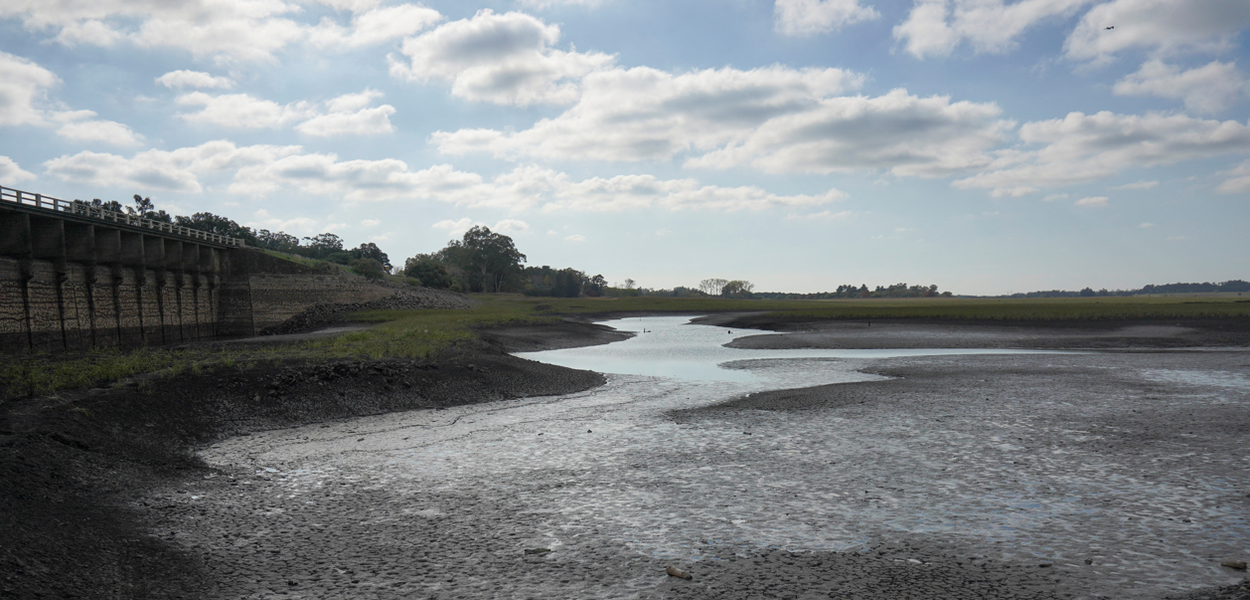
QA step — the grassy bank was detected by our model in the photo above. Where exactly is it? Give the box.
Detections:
[5,295,1248,400]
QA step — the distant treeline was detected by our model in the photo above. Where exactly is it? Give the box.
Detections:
[1001,280,1250,298]
[756,283,951,299]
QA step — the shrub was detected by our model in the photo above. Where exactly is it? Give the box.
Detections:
[350,258,386,279]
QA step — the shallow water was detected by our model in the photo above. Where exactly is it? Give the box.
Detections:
[515,316,1054,383]
[202,316,1250,598]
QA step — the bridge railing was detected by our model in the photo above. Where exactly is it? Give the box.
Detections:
[0,185,245,247]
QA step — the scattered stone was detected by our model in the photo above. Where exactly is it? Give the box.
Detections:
[666,565,693,580]
[1220,559,1247,570]
[523,548,552,555]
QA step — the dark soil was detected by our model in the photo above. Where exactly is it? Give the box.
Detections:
[0,335,603,600]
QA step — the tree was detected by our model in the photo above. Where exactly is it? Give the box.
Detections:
[254,229,300,252]
[443,226,526,293]
[699,278,728,296]
[350,258,386,279]
[404,255,452,289]
[722,280,755,297]
[175,212,256,244]
[127,194,171,222]
[350,242,391,271]
[302,233,345,260]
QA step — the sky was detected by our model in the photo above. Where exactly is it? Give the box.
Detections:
[1,0,1248,295]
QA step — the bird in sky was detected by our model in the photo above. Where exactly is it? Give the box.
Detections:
[1105,25,1114,30]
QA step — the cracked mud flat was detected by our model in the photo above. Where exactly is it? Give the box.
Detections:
[178,317,1249,599]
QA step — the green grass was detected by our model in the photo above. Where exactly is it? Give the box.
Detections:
[3,294,1247,400]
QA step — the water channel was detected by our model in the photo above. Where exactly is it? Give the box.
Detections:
[202,316,1250,598]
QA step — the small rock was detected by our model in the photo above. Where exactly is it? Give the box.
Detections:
[1039,563,1052,568]
[1220,559,1247,570]
[666,566,693,580]
[524,548,552,555]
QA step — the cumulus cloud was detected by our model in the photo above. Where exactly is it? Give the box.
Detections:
[1217,159,1250,194]
[42,140,305,193]
[787,209,853,220]
[295,89,396,136]
[1,1,444,62]
[0,156,36,183]
[774,0,880,36]
[564,234,586,242]
[175,88,395,136]
[50,109,143,146]
[1111,180,1158,190]
[894,0,1092,58]
[1113,60,1250,114]
[437,67,1005,178]
[176,92,316,128]
[493,219,530,234]
[156,70,235,89]
[389,9,614,105]
[0,51,59,127]
[954,111,1250,195]
[1065,0,1250,62]
[1074,196,1108,207]
[247,208,321,237]
[309,4,442,48]
[519,0,608,8]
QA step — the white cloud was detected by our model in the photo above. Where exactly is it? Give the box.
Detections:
[2,1,444,62]
[309,4,442,48]
[248,209,321,237]
[894,0,1092,58]
[439,67,1006,178]
[519,0,608,8]
[317,91,397,135]
[1139,222,1153,228]
[989,186,1039,198]
[0,51,59,127]
[0,156,36,183]
[1217,159,1250,193]
[42,140,304,193]
[50,109,143,146]
[1074,195,1108,207]
[176,92,316,128]
[493,219,530,234]
[389,9,614,105]
[1111,180,1158,190]
[774,0,880,37]
[1043,192,1070,201]
[432,218,476,238]
[954,111,1250,195]
[361,219,381,227]
[787,209,853,220]
[156,70,235,90]
[564,234,586,242]
[1065,0,1250,62]
[1113,60,1250,114]
[176,88,396,136]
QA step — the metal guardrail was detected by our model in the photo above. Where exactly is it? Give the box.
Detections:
[0,185,245,247]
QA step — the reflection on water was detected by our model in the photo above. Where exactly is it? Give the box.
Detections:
[203,316,1250,598]
[516,316,1052,382]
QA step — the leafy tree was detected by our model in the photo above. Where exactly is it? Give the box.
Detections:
[89,198,124,212]
[127,194,172,223]
[350,258,386,279]
[301,233,345,259]
[699,278,728,296]
[350,242,391,271]
[254,229,300,252]
[722,280,755,297]
[443,226,526,293]
[403,255,452,289]
[175,212,257,244]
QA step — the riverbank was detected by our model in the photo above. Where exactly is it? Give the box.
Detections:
[2,314,1248,599]
[0,323,612,600]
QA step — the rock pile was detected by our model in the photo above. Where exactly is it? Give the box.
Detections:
[260,283,474,335]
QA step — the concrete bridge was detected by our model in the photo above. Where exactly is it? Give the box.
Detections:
[0,185,249,352]
[1,186,411,354]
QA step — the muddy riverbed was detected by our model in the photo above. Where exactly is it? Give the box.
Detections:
[183,317,1250,599]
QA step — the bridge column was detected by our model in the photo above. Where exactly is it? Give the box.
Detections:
[28,216,67,351]
[61,222,95,350]
[117,231,146,346]
[0,211,33,351]
[142,236,166,345]
[93,228,122,347]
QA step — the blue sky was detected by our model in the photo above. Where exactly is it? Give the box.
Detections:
[1,0,1248,295]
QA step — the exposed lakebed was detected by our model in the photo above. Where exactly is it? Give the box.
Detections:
[197,316,1250,599]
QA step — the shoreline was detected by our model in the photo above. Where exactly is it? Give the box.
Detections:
[2,315,1248,599]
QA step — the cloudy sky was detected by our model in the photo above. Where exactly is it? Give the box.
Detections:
[1,0,1248,294]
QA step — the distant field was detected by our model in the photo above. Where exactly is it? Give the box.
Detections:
[479,294,1250,321]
